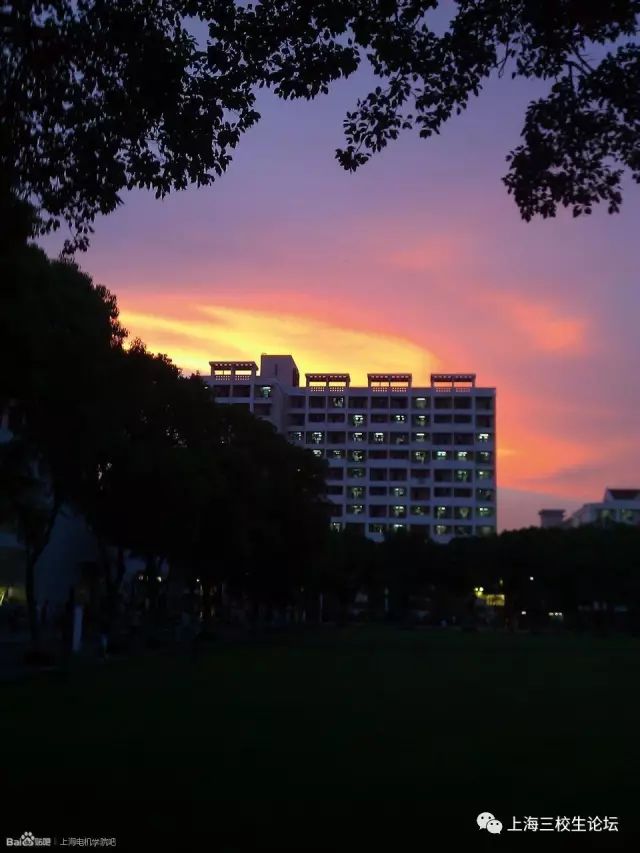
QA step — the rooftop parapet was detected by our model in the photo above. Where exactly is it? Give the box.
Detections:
[367,373,412,391]
[209,361,258,379]
[305,373,351,389]
[431,373,476,390]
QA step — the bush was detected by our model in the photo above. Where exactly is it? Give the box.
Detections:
[23,648,56,667]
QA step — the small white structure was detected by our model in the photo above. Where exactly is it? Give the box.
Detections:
[569,488,640,528]
[540,488,640,530]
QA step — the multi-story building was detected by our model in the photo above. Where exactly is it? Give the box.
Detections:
[204,354,497,542]
[540,489,640,530]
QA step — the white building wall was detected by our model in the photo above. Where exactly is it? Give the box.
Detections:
[204,355,497,543]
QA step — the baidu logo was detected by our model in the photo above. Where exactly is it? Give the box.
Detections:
[477,812,503,834]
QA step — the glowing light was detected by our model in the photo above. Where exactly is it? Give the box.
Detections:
[119,301,439,383]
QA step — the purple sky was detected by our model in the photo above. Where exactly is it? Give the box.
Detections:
[44,43,640,531]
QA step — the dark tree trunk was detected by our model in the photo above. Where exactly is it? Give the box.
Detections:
[25,499,61,647]
[25,547,39,645]
[202,581,213,629]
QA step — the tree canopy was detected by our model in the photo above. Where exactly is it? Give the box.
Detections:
[2,1,638,250]
[0,204,331,639]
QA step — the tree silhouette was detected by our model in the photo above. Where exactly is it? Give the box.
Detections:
[1,214,332,640]
[0,225,126,641]
[1,1,259,251]
[3,2,638,250]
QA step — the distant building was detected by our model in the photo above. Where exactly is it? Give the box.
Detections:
[0,407,144,611]
[569,488,640,528]
[204,354,497,543]
[538,509,566,529]
[539,488,640,530]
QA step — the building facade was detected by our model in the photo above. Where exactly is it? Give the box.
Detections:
[204,354,497,543]
[570,489,640,528]
[539,489,640,530]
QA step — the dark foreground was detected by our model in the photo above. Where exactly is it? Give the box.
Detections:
[4,628,638,850]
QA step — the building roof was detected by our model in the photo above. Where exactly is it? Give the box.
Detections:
[430,373,476,383]
[305,373,351,382]
[367,373,412,382]
[209,361,258,370]
[606,488,640,501]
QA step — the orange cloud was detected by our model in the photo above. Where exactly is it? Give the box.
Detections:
[485,293,589,354]
[119,299,440,383]
[117,290,619,512]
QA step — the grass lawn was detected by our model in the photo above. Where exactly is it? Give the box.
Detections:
[4,627,639,850]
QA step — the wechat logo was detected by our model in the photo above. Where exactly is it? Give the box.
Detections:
[477,812,503,834]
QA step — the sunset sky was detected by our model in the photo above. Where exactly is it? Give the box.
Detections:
[43,58,640,531]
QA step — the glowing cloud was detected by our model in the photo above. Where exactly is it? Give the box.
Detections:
[488,293,589,355]
[119,300,440,384]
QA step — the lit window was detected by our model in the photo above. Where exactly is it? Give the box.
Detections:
[288,431,303,442]
[393,414,406,423]
[478,506,494,517]
[352,414,365,426]
[374,432,385,443]
[456,451,469,461]
[435,506,449,519]
[411,506,426,516]
[435,450,448,460]
[392,506,406,517]
[414,432,426,442]
[352,432,365,443]
[392,487,406,497]
[312,449,323,458]
[311,431,324,444]
[477,469,493,480]
[258,385,272,398]
[414,397,427,409]
[413,451,427,463]
[434,524,448,536]
[348,467,366,478]
[478,451,492,462]
[332,396,345,408]
[331,449,345,458]
[477,432,490,443]
[478,525,495,536]
[455,470,471,482]
[350,486,365,499]
[455,507,471,519]
[348,505,365,515]
[392,523,407,531]
[351,450,365,462]
[330,522,342,531]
